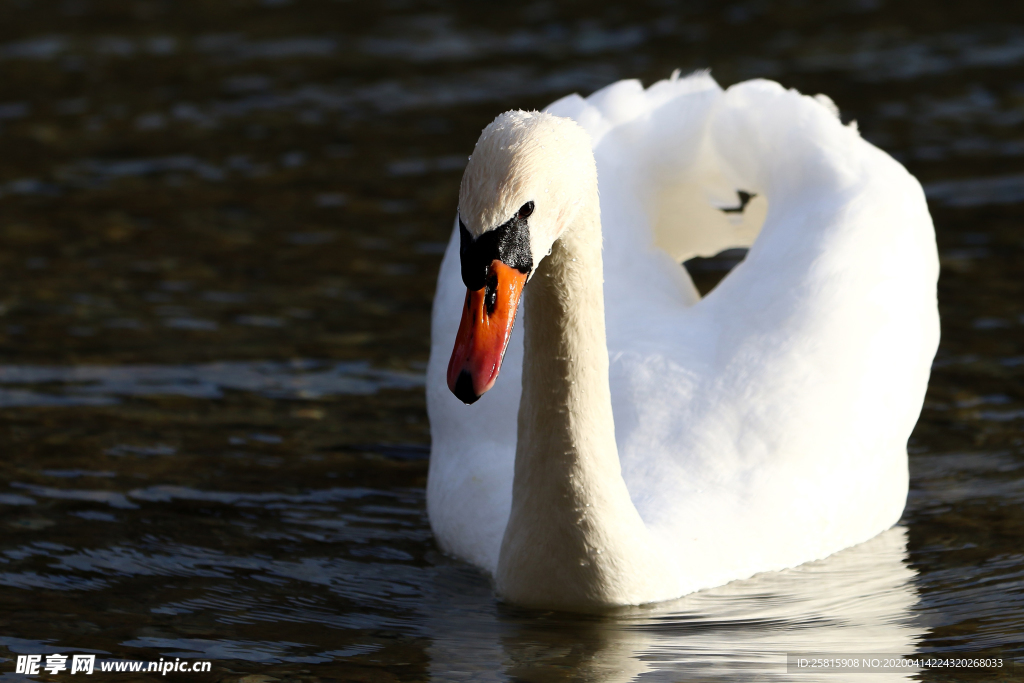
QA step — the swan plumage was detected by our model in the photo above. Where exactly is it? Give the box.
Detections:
[426,72,939,608]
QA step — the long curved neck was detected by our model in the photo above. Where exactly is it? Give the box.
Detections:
[496,201,678,609]
[518,204,618,497]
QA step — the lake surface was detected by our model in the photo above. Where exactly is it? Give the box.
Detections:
[0,0,1022,681]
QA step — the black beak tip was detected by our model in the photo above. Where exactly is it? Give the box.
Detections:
[453,371,481,405]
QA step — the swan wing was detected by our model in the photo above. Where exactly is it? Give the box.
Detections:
[557,74,939,591]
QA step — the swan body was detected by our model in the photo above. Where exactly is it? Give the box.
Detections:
[426,72,939,610]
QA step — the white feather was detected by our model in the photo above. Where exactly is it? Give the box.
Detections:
[426,73,939,607]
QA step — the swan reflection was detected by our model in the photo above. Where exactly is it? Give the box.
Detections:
[429,526,920,682]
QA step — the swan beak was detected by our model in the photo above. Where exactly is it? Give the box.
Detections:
[447,259,528,404]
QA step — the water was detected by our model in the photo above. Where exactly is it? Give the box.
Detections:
[0,1,1022,680]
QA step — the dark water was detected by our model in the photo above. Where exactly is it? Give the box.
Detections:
[0,1,1022,681]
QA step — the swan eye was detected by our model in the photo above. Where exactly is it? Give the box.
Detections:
[518,201,534,219]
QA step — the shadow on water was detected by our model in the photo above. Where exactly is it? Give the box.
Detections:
[0,0,1022,680]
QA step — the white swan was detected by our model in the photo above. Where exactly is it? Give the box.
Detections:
[426,72,939,610]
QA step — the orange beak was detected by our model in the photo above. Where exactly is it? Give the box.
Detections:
[447,260,528,404]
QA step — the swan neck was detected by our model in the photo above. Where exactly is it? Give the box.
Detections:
[518,204,617,476]
[496,202,677,608]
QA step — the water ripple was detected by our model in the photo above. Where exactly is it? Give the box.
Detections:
[0,360,423,406]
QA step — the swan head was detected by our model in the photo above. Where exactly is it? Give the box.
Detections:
[448,110,596,404]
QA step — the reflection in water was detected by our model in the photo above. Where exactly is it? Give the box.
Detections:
[429,528,919,682]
